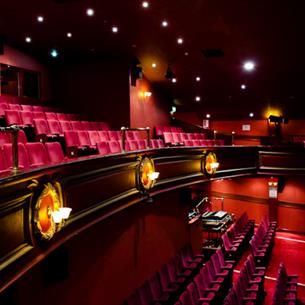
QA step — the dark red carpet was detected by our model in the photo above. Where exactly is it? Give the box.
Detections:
[233,231,305,304]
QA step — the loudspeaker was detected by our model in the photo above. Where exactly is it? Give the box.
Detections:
[278,176,285,193]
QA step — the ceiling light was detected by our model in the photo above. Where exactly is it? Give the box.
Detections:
[196,76,201,82]
[112,26,119,33]
[67,32,72,38]
[241,84,246,90]
[177,37,183,44]
[37,16,44,22]
[152,63,157,68]
[243,61,255,71]
[161,20,168,27]
[195,96,201,102]
[249,112,254,117]
[25,36,32,43]
[86,8,95,16]
[50,49,59,58]
[184,52,189,56]
[172,78,177,83]
[206,114,211,118]
[142,1,149,8]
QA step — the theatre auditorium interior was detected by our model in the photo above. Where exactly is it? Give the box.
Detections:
[1,1,305,305]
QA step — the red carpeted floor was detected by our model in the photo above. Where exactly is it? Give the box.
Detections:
[233,231,305,304]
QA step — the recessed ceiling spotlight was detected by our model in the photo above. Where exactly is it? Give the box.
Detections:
[196,76,201,82]
[172,78,177,83]
[243,61,255,71]
[195,96,201,102]
[161,20,168,27]
[67,32,72,38]
[249,112,254,117]
[86,8,95,16]
[25,36,32,43]
[184,52,189,56]
[241,84,246,90]
[206,114,211,118]
[112,26,119,33]
[37,16,44,22]
[142,1,149,8]
[177,37,183,44]
[152,63,157,68]
[50,49,59,58]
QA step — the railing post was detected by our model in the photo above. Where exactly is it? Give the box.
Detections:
[11,126,20,173]
[146,127,150,148]
[121,127,126,152]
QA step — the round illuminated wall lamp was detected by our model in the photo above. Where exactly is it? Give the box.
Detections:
[33,183,72,241]
[202,152,219,175]
[136,156,159,194]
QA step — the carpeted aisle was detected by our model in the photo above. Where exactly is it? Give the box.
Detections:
[233,231,305,304]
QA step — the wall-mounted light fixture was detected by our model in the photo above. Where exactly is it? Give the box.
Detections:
[52,207,72,224]
[136,156,159,193]
[202,152,219,176]
[144,91,152,98]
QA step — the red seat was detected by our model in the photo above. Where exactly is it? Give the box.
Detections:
[0,148,10,173]
[97,122,110,130]
[20,111,34,126]
[4,110,24,126]
[21,104,33,112]
[108,141,122,154]
[88,131,100,146]
[78,130,94,148]
[107,130,120,141]
[45,142,66,164]
[56,113,67,121]
[48,120,63,136]
[32,106,44,112]
[3,143,30,170]
[0,132,11,145]
[33,111,46,120]
[26,142,50,167]
[80,121,91,130]
[98,131,110,141]
[8,104,22,111]
[70,121,82,130]
[0,103,9,116]
[33,119,51,138]
[125,140,138,151]
[59,120,72,132]
[96,141,110,155]
[45,112,58,120]
[18,130,28,143]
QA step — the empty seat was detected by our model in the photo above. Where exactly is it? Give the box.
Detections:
[125,140,139,151]
[0,148,9,173]
[26,142,49,167]
[80,121,91,130]
[8,104,22,111]
[0,103,9,116]
[32,106,44,112]
[20,111,34,126]
[96,141,110,155]
[33,119,50,138]
[56,113,68,121]
[33,111,46,120]
[45,112,58,120]
[136,139,147,150]
[18,130,28,143]
[21,104,33,112]
[70,121,82,130]
[59,120,72,132]
[45,142,66,164]
[98,130,110,141]
[88,131,100,146]
[3,143,30,170]
[108,130,120,141]
[0,132,10,145]
[4,110,23,126]
[150,139,164,148]
[48,120,63,136]
[108,141,122,154]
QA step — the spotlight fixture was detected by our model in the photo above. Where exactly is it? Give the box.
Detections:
[37,16,44,22]
[243,61,255,71]
[241,84,246,90]
[249,112,254,118]
[172,78,177,83]
[86,8,95,16]
[112,26,119,33]
[25,36,32,43]
[66,32,72,38]
[195,76,201,82]
[195,96,201,102]
[142,1,149,8]
[161,20,168,27]
[152,62,157,68]
[50,49,59,58]
[206,114,211,118]
[177,37,183,44]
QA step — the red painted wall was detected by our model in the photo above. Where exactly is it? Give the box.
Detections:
[3,191,190,305]
[209,177,305,233]
[130,77,170,137]
[53,58,130,129]
[0,45,51,101]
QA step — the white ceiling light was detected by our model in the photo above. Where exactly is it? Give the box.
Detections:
[25,36,32,43]
[37,16,44,22]
[67,32,72,38]
[112,26,119,33]
[86,8,95,16]
[243,61,255,71]
[177,37,183,44]
[161,20,168,27]
[142,1,149,8]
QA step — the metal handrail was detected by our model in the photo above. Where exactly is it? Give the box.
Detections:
[120,127,150,152]
[0,125,20,173]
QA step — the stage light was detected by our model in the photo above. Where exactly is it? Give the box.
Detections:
[25,36,32,43]
[86,8,94,16]
[243,61,255,71]
[50,49,59,58]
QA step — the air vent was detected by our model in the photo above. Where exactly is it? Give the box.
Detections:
[202,48,224,58]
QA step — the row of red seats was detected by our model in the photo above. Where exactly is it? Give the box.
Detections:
[0,142,66,173]
[249,216,276,267]
[173,248,235,305]
[272,263,298,305]
[224,254,266,305]
[2,109,110,132]
[0,130,28,145]
[0,100,55,113]
[124,245,205,305]
[222,212,255,261]
[155,125,184,137]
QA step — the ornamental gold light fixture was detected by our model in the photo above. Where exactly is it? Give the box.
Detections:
[33,183,72,240]
[137,156,159,192]
[202,152,219,176]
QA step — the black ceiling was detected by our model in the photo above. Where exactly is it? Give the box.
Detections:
[0,0,304,119]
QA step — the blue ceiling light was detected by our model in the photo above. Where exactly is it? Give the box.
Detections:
[50,49,59,58]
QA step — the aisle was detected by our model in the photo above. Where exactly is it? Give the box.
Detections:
[233,231,305,304]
